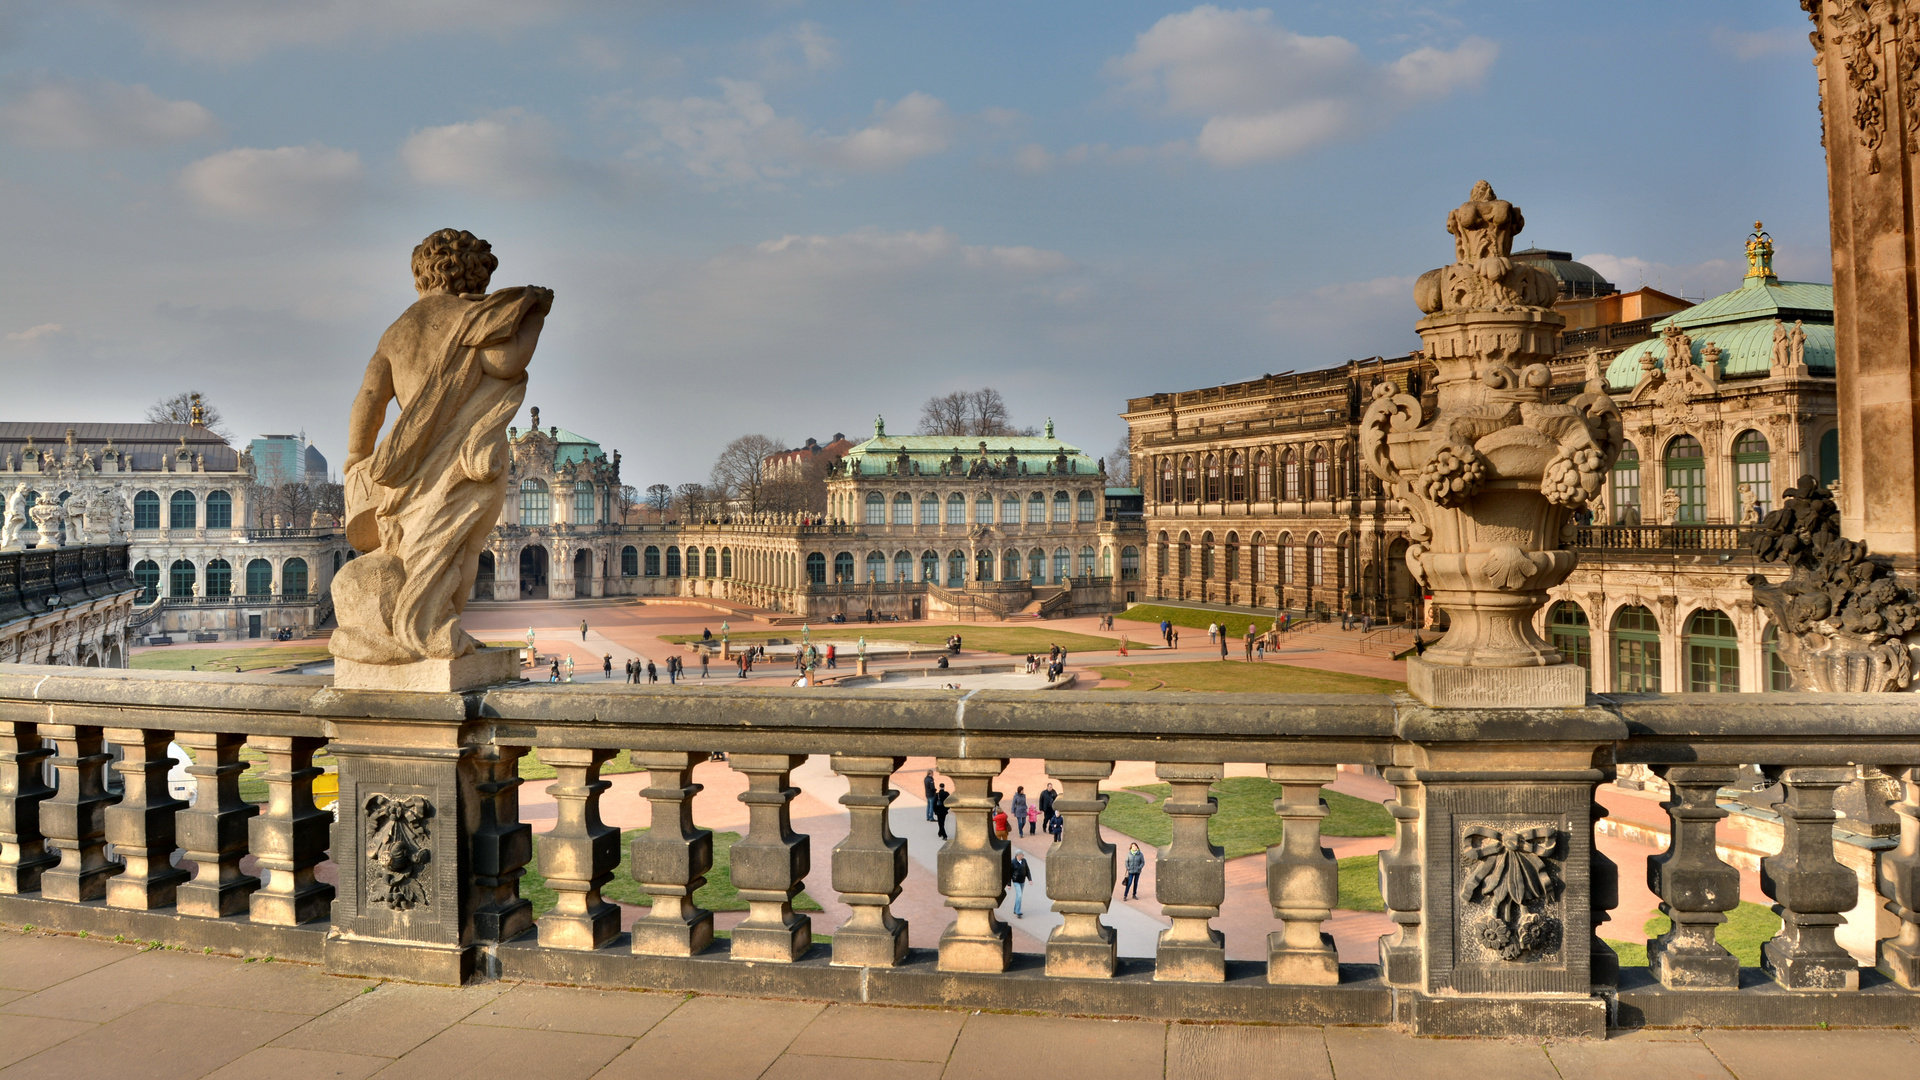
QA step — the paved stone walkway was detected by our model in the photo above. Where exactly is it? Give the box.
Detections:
[3,930,1916,1079]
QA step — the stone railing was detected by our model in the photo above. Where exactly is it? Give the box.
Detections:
[1572,524,1754,555]
[2,668,1918,1036]
[0,544,135,625]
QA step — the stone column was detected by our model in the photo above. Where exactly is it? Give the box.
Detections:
[1043,759,1116,978]
[935,755,1011,972]
[1881,764,1920,988]
[0,719,58,892]
[728,753,811,961]
[40,724,121,902]
[176,732,260,916]
[1265,764,1338,984]
[829,754,909,966]
[535,748,620,950]
[1376,764,1423,986]
[247,736,335,925]
[102,727,188,910]
[467,743,533,944]
[630,751,714,957]
[1645,765,1741,989]
[1760,766,1860,991]
[1153,762,1225,983]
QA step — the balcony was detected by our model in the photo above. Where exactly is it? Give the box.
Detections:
[1572,524,1754,556]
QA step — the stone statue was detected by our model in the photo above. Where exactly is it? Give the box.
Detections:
[1789,319,1807,370]
[1661,487,1681,525]
[28,497,65,549]
[1661,324,1693,370]
[1772,319,1791,373]
[1737,483,1756,523]
[0,483,26,550]
[331,228,553,670]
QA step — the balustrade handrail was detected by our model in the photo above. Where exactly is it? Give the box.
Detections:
[1572,523,1756,553]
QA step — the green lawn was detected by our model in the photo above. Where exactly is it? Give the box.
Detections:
[517,752,647,782]
[1099,776,1394,858]
[665,625,1121,656]
[1603,902,1783,968]
[132,640,521,674]
[1092,661,1402,695]
[1119,604,1299,640]
[519,830,824,917]
[1338,855,1385,913]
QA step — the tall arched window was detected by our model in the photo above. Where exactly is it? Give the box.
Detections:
[704,547,718,577]
[922,550,940,582]
[520,479,550,526]
[204,559,232,598]
[574,482,596,524]
[1181,457,1199,502]
[1200,531,1214,581]
[1279,534,1294,584]
[895,550,913,582]
[1282,450,1300,500]
[1077,490,1096,522]
[1686,609,1740,692]
[834,551,854,582]
[169,490,197,530]
[1159,460,1176,503]
[1052,491,1070,523]
[169,559,196,598]
[1251,531,1265,583]
[246,559,272,596]
[1204,455,1222,502]
[976,549,995,581]
[1548,601,1590,686]
[1612,441,1641,524]
[1819,427,1839,486]
[621,546,639,577]
[1078,546,1096,577]
[866,551,886,582]
[1612,604,1661,692]
[721,548,732,577]
[1028,491,1045,523]
[1156,531,1169,578]
[205,490,232,530]
[946,550,965,586]
[1308,533,1323,587]
[1337,446,1354,500]
[1732,429,1771,518]
[1003,493,1021,524]
[1224,531,1239,582]
[1310,447,1329,500]
[806,552,827,584]
[1004,549,1021,581]
[1177,532,1191,579]
[892,493,912,525]
[1336,534,1351,598]
[1028,547,1045,584]
[133,490,160,530]
[1228,453,1246,502]
[920,495,940,526]
[1051,547,1070,583]
[946,493,966,525]
[644,546,661,576]
[282,558,308,597]
[1255,451,1271,501]
[1664,435,1706,523]
[665,546,681,576]
[133,560,160,603]
[1120,546,1139,580]
[976,495,994,525]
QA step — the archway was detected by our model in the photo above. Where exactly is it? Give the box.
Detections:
[573,548,592,596]
[475,551,496,601]
[519,545,550,599]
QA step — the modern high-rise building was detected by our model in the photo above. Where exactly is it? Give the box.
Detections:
[250,434,327,485]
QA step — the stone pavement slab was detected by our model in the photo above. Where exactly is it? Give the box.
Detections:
[785,1003,967,1062]
[1542,1029,1734,1080]
[164,958,376,1015]
[0,1013,94,1069]
[202,1046,389,1080]
[460,983,683,1039]
[595,995,824,1080]
[371,1021,630,1080]
[2,946,228,1023]
[1694,1029,1920,1080]
[0,932,130,990]
[268,980,506,1058]
[1166,1023,1331,1080]
[766,1055,945,1080]
[1323,1027,1559,1080]
[942,1013,1167,1080]
[1,1000,308,1080]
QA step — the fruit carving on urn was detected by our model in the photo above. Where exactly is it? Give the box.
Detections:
[1361,181,1622,707]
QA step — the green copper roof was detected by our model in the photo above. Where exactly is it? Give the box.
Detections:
[1605,274,1834,389]
[841,432,1102,478]
[549,427,606,466]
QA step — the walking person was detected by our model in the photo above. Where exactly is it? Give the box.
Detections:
[1038,782,1057,831]
[646,660,657,683]
[1244,623,1256,661]
[1048,811,1063,841]
[1011,786,1029,837]
[1122,842,1145,900]
[668,655,679,685]
[1010,851,1032,919]
[625,658,635,683]
[603,654,613,680]
[1207,621,1218,644]
[700,651,710,679]
[1218,633,1228,661]
[933,784,950,839]
[924,770,937,821]
[580,619,589,641]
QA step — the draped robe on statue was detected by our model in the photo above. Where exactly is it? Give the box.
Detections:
[330,287,546,664]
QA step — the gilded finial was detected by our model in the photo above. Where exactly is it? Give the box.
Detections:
[1745,221,1775,281]
[189,393,205,426]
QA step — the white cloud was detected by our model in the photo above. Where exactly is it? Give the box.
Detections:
[98,0,573,62]
[0,79,218,149]
[6,323,65,342]
[815,92,952,172]
[1107,6,1496,166]
[178,144,364,221]
[749,21,840,79]
[1712,25,1804,62]
[1577,253,1740,301]
[632,82,951,185]
[401,110,564,199]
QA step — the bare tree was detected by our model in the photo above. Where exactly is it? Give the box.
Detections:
[709,434,786,512]
[673,482,712,522]
[915,388,1032,437]
[761,454,829,514]
[146,391,232,440]
[917,391,971,436]
[645,483,673,514]
[1108,435,1133,485]
[611,484,638,523]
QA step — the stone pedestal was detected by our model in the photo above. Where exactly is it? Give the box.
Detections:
[333,648,521,693]
[1407,658,1586,710]
[856,656,868,676]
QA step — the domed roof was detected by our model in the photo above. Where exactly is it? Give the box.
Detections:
[1512,248,1615,299]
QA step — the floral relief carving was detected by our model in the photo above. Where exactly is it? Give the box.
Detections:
[1462,824,1562,962]
[365,793,434,910]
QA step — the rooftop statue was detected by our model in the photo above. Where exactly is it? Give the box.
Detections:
[330,229,553,680]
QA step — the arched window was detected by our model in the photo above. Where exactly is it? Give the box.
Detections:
[921,550,939,582]
[1078,545,1096,577]
[1280,534,1295,584]
[805,552,827,584]
[574,482,596,524]
[866,551,886,583]
[1159,459,1176,503]
[1102,546,1112,577]
[1003,493,1021,524]
[1336,533,1351,598]
[1156,530,1169,578]
[1229,453,1247,502]
[1611,442,1641,524]
[169,559,196,598]
[1282,450,1300,500]
[205,559,232,598]
[1204,455,1222,502]
[1120,546,1140,581]
[1200,531,1215,580]
[1052,491,1070,523]
[946,493,966,525]
[895,550,912,582]
[1225,531,1239,582]
[1177,532,1191,578]
[1181,457,1199,502]
[1310,447,1329,500]
[621,546,638,577]
[1664,435,1705,523]
[169,490,197,530]
[1765,624,1792,691]
[282,558,308,598]
[976,495,994,525]
[1004,549,1021,580]
[665,546,681,576]
[644,546,661,576]
[333,551,342,573]
[520,479,550,526]
[1686,609,1740,692]
[704,547,718,577]
[1819,428,1839,486]
[1051,547,1070,583]
[1077,490,1096,522]
[133,560,160,603]
[133,491,160,530]
[205,490,232,530]
[1308,533,1323,587]
[1028,548,1045,584]
[246,559,272,596]
[1732,429,1771,518]
[1028,491,1045,523]
[946,550,965,587]
[1255,451,1271,501]
[833,551,854,582]
[1338,445,1354,500]
[1612,605,1661,692]
[1251,531,1265,583]
[920,495,940,526]
[1548,601,1591,686]
[976,549,995,581]
[892,493,912,525]
[721,548,733,577]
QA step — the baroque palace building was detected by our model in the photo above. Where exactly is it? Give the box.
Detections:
[1123,227,1836,693]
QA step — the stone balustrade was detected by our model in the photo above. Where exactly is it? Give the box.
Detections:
[2,666,1919,1036]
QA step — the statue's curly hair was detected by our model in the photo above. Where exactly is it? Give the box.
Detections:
[411,228,498,295]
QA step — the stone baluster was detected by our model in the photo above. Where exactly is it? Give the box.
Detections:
[1044,759,1116,977]
[729,754,811,961]
[1645,765,1741,989]
[630,751,714,957]
[936,755,1011,972]
[1153,762,1225,982]
[176,732,259,916]
[1760,766,1860,990]
[1265,764,1339,984]
[102,728,188,909]
[828,754,908,966]
[1375,765,1422,986]
[1591,766,1620,990]
[247,736,334,925]
[40,724,122,902]
[535,748,619,950]
[0,720,57,892]
[1880,765,1920,988]
[469,743,533,943]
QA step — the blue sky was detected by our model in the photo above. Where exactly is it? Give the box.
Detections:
[0,1,1826,487]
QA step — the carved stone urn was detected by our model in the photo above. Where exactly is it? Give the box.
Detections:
[27,499,66,550]
[1361,182,1622,707]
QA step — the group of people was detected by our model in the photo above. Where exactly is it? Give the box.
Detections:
[1022,644,1069,682]
[944,634,964,654]
[918,771,1146,916]
[621,653,704,683]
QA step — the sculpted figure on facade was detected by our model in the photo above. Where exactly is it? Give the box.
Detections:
[1363,181,1621,705]
[1772,319,1791,374]
[0,483,26,550]
[1789,319,1807,370]
[330,228,553,667]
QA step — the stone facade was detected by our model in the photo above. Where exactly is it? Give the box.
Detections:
[478,408,626,602]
